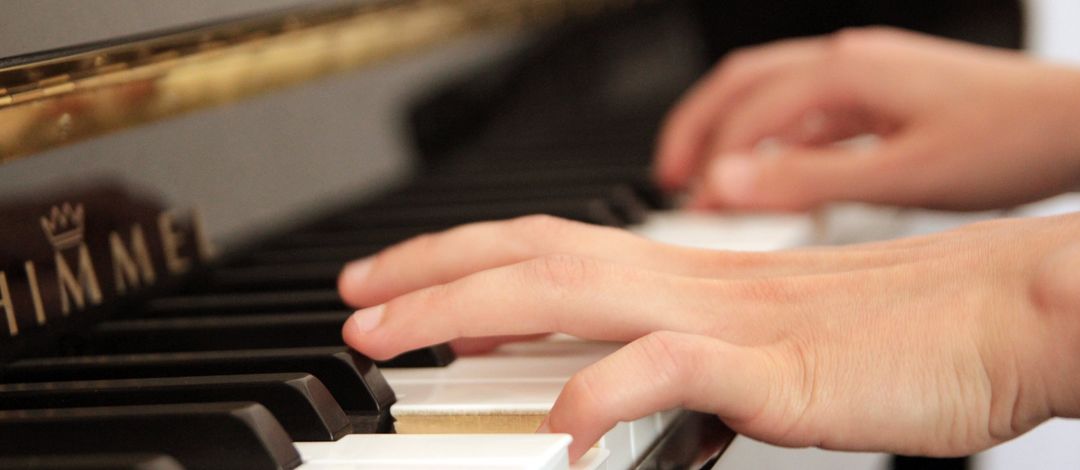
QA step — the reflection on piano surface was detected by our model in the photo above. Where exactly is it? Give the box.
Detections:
[0,1,737,468]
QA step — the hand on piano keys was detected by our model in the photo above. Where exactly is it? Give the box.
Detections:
[339,211,1080,463]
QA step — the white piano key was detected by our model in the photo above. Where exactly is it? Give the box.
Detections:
[390,380,561,417]
[383,339,663,468]
[631,210,817,251]
[296,433,611,470]
[572,448,610,470]
[629,414,657,461]
[382,341,621,385]
[593,421,633,470]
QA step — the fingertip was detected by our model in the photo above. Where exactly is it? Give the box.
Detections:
[338,257,374,307]
[341,312,364,351]
[652,156,688,191]
[655,117,708,192]
[566,431,595,464]
[342,305,395,360]
[707,156,760,207]
[535,418,589,464]
[682,188,714,212]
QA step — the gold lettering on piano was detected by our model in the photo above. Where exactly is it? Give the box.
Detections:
[0,272,16,336]
[109,225,156,294]
[55,244,104,316]
[24,261,46,326]
[159,212,191,275]
[40,203,85,250]
[191,207,216,262]
[0,203,212,332]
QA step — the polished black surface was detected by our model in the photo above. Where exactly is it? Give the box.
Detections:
[0,454,185,470]
[0,402,300,470]
[0,373,351,441]
[1,347,394,433]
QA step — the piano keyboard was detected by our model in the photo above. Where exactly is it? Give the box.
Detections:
[0,7,749,467]
[0,174,754,469]
[0,106,765,468]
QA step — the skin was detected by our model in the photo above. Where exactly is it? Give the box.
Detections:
[338,28,1080,461]
[655,27,1080,211]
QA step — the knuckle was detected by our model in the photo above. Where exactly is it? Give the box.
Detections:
[720,47,755,70]
[563,369,608,415]
[504,214,570,253]
[522,254,598,293]
[828,26,899,57]
[631,331,690,387]
[507,214,572,236]
[712,46,760,83]
[776,336,820,433]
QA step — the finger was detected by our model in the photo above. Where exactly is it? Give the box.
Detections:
[339,214,943,309]
[338,215,708,307]
[541,331,777,461]
[342,255,762,360]
[713,65,866,154]
[449,334,549,356]
[654,38,827,190]
[773,108,895,148]
[692,140,918,211]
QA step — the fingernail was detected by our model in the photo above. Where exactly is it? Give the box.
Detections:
[711,156,758,205]
[341,257,374,287]
[535,419,551,434]
[350,305,385,333]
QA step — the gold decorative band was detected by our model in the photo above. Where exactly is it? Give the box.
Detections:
[0,0,635,163]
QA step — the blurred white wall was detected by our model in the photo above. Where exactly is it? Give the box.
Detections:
[1026,0,1080,64]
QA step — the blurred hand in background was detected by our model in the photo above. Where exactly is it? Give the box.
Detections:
[655,27,1080,212]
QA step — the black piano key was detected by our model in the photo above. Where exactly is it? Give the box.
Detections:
[239,245,382,265]
[432,151,654,176]
[81,312,457,368]
[370,182,637,207]
[0,347,395,433]
[376,343,456,368]
[412,169,666,209]
[85,312,351,353]
[333,198,626,228]
[0,403,299,470]
[0,373,350,442]
[274,226,446,249]
[0,454,185,470]
[141,289,345,316]
[632,411,735,470]
[197,262,345,292]
[361,184,648,226]
[415,166,649,189]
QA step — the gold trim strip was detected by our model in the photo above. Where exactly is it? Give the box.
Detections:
[0,0,636,163]
[393,413,547,434]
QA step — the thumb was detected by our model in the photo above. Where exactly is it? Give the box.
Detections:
[698,146,898,211]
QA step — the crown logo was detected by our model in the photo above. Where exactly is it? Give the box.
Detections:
[40,203,85,250]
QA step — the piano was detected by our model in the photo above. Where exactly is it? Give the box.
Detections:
[4,1,1064,469]
[0,1,741,468]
